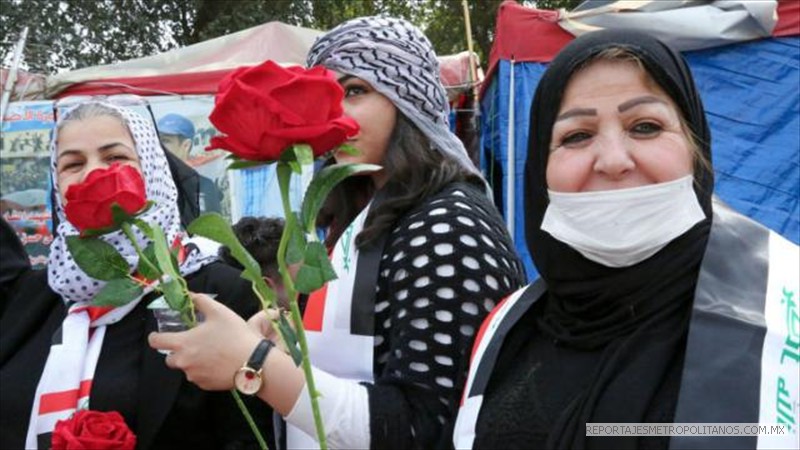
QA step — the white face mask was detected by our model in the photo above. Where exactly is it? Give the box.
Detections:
[541,175,706,268]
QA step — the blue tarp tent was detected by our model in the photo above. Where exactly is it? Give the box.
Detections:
[481,0,800,278]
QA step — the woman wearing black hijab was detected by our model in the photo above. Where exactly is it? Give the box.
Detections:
[452,30,799,449]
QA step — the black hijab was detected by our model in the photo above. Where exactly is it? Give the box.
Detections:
[163,149,202,228]
[523,30,715,448]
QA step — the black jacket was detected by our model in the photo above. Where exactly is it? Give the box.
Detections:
[0,218,273,450]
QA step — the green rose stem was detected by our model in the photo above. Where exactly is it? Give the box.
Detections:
[276,162,328,450]
[231,390,269,450]
[119,222,163,297]
[125,220,266,449]
[120,222,196,327]
[120,223,159,280]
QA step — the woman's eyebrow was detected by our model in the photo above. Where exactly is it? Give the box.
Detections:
[98,142,133,152]
[618,95,667,113]
[555,108,596,122]
[56,149,82,161]
[57,143,134,161]
[337,75,354,84]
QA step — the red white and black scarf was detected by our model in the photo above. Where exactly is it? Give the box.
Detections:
[287,199,383,449]
[24,300,141,449]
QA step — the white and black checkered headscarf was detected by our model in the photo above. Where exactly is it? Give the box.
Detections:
[306,16,480,176]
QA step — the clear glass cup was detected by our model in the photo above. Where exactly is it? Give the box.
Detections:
[148,293,213,354]
[152,307,189,333]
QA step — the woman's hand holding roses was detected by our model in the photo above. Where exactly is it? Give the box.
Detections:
[247,309,291,354]
[149,293,261,391]
[149,293,307,414]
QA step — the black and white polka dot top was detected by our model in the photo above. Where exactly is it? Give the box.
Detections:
[365,182,526,448]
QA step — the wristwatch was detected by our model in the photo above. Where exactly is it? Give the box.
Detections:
[233,339,274,395]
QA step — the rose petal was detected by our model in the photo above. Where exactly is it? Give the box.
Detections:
[269,116,359,140]
[63,164,147,231]
[75,436,118,447]
[209,60,358,162]
[256,131,294,160]
[91,203,115,230]
[270,77,344,125]
[207,135,262,160]
[216,66,251,101]
[304,66,335,79]
[210,82,283,149]
[116,166,146,197]
[236,60,297,94]
[305,128,355,156]
[112,191,147,215]
[65,200,104,231]
[209,82,295,161]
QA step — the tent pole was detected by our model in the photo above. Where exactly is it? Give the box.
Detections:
[506,57,515,242]
[461,0,480,106]
[0,27,29,131]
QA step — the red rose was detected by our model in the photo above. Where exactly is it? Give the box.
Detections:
[64,164,147,233]
[207,60,359,161]
[51,410,136,450]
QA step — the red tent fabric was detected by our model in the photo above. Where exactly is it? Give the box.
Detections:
[483,0,800,97]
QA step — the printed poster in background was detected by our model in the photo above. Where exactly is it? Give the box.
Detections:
[148,96,232,219]
[0,101,55,268]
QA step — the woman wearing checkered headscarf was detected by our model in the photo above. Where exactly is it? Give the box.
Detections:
[149,16,526,450]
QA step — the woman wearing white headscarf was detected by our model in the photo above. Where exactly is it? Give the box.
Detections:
[0,101,273,449]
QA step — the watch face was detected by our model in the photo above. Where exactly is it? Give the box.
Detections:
[234,367,262,395]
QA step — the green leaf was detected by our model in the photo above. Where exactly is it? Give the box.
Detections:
[80,224,121,238]
[337,144,361,156]
[286,215,306,265]
[188,213,276,306]
[150,223,190,317]
[288,160,302,174]
[227,159,271,170]
[292,144,314,166]
[66,236,130,281]
[294,241,338,294]
[276,314,303,366]
[132,218,154,238]
[169,247,180,273]
[92,278,143,307]
[300,163,382,234]
[279,145,311,175]
[138,243,162,281]
[160,279,187,312]
[111,203,132,226]
[150,224,186,297]
[111,201,153,227]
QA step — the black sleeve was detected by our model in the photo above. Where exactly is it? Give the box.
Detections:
[366,185,527,449]
[199,176,223,214]
[187,262,275,449]
[0,216,32,318]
